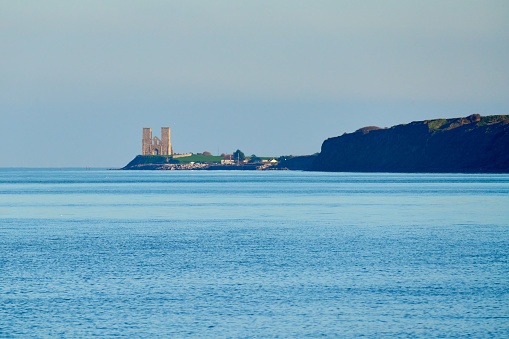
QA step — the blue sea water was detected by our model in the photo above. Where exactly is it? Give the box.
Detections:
[0,169,508,337]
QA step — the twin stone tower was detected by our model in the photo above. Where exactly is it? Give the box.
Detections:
[142,127,173,156]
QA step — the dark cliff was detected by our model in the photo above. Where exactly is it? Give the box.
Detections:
[276,155,318,170]
[310,114,509,173]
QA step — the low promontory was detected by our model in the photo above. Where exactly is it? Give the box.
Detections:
[309,114,509,173]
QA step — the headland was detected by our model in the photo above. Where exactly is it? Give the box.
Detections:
[309,114,509,173]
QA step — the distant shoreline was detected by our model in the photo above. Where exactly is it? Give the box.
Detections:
[121,114,509,173]
[120,153,288,171]
[120,162,287,171]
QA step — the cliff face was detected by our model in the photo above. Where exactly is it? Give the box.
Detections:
[310,114,509,173]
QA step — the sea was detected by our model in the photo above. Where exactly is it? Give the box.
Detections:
[1,168,508,338]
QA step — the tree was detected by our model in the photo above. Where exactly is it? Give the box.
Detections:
[232,149,245,162]
[249,154,262,163]
[278,155,293,162]
[202,151,212,156]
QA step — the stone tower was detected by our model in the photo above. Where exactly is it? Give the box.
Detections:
[142,127,173,156]
[160,127,173,156]
[142,128,153,155]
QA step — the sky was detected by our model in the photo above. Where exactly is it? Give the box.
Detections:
[1,1,508,167]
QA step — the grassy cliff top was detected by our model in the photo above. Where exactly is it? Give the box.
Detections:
[423,114,509,131]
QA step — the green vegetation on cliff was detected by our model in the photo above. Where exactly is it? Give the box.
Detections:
[122,155,178,169]
[122,154,222,169]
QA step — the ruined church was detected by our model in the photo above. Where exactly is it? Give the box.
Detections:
[142,127,173,156]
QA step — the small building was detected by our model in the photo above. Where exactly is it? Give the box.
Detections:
[221,154,235,165]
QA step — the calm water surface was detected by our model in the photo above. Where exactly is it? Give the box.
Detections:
[1,169,508,337]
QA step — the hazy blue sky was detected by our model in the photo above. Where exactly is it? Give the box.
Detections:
[1,1,508,167]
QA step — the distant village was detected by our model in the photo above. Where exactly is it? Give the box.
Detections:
[126,127,285,170]
[163,153,280,171]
